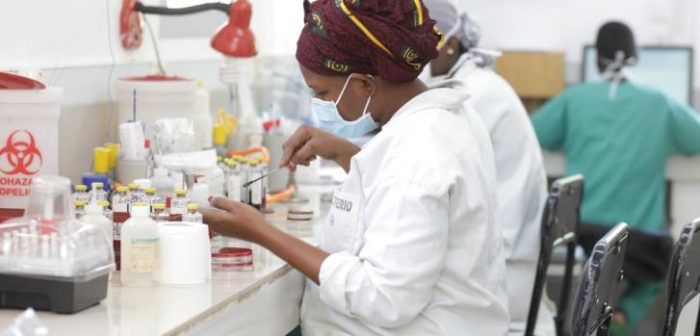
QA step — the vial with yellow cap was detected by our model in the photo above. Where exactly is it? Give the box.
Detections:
[127,183,144,204]
[74,200,88,220]
[150,203,170,223]
[112,186,130,213]
[143,187,160,210]
[183,203,203,223]
[72,185,89,203]
[248,159,262,210]
[98,200,113,222]
[171,188,190,217]
[89,182,108,203]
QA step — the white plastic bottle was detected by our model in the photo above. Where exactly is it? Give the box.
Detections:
[121,204,160,287]
[193,81,213,150]
[150,168,174,201]
[83,204,113,245]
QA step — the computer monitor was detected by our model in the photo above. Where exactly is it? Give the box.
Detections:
[581,45,694,106]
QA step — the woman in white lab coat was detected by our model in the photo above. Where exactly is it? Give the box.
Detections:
[421,1,555,335]
[202,0,509,335]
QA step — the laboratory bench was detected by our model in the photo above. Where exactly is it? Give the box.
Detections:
[542,151,700,237]
[0,260,303,335]
[0,192,335,336]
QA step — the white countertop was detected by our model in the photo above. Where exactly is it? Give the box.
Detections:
[541,150,700,181]
[0,198,333,336]
[0,254,298,336]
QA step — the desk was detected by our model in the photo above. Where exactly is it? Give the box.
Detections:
[541,151,700,238]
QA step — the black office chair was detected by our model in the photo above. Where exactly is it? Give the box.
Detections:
[662,218,700,336]
[570,223,629,336]
[525,175,585,336]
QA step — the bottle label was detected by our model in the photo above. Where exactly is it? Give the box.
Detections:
[127,238,159,273]
[251,181,262,205]
[113,223,121,241]
[114,203,129,213]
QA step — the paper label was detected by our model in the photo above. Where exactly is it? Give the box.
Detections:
[127,238,159,273]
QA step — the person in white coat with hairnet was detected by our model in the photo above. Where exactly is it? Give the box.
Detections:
[202,0,510,334]
[422,1,555,335]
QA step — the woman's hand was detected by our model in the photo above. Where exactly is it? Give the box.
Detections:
[200,197,269,243]
[280,125,360,173]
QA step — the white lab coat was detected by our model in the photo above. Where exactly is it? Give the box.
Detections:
[300,82,510,335]
[438,54,555,336]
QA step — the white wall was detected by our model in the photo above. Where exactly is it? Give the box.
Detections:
[0,0,303,182]
[461,0,700,91]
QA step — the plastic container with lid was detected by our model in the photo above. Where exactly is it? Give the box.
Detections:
[0,174,114,313]
[0,73,62,221]
[212,247,253,273]
[286,208,314,238]
[116,75,196,140]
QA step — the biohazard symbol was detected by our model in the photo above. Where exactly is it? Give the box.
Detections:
[0,130,43,176]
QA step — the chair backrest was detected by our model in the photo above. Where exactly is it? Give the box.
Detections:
[662,218,700,336]
[571,223,629,336]
[525,174,585,336]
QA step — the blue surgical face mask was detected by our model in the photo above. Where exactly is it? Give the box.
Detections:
[311,74,379,138]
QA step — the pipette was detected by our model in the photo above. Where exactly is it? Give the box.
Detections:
[242,167,284,189]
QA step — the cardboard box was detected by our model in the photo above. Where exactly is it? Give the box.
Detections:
[495,51,566,99]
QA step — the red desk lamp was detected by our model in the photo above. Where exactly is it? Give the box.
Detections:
[120,0,257,58]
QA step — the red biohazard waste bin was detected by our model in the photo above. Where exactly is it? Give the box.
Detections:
[0,72,62,222]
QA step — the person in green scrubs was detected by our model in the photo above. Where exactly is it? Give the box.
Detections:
[531,21,700,334]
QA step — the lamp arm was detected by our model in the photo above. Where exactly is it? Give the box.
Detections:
[135,1,229,16]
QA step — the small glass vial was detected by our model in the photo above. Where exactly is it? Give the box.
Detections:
[239,158,250,204]
[89,182,108,203]
[227,160,242,202]
[183,203,203,223]
[127,183,144,205]
[249,159,262,210]
[99,200,113,223]
[74,201,87,220]
[73,184,89,203]
[170,188,189,220]
[258,158,268,209]
[112,186,130,214]
[143,187,160,210]
[150,203,170,223]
